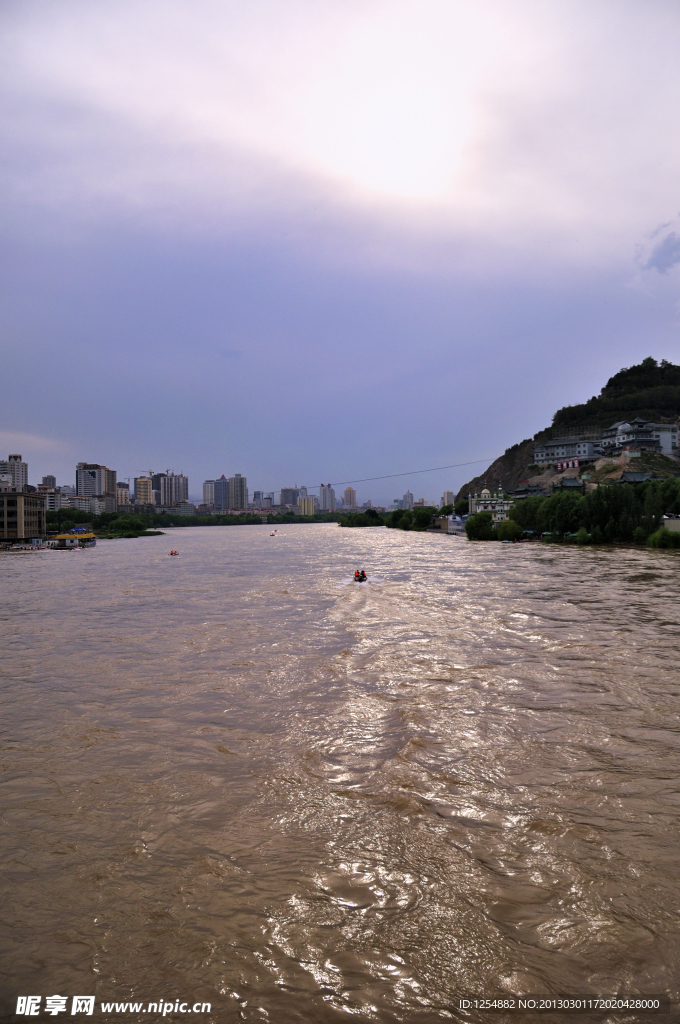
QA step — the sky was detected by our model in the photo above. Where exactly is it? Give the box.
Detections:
[2,0,680,504]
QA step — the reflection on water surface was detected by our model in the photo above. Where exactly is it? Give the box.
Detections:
[1,525,679,1022]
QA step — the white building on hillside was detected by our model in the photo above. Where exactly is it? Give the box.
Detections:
[533,439,599,466]
[599,419,678,456]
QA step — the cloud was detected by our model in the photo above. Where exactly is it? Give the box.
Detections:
[2,1,680,502]
[0,431,69,457]
[2,0,680,271]
[645,232,680,274]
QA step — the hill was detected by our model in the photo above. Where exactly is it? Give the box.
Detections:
[457,357,680,499]
[552,356,680,429]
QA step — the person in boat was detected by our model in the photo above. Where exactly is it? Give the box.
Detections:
[354,569,361,580]
[359,570,367,581]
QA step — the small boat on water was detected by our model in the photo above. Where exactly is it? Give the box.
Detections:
[169,550,179,556]
[353,570,368,582]
[52,530,96,549]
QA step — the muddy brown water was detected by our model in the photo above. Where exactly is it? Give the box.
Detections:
[1,525,679,1023]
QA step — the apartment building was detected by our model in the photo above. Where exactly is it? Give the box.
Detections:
[76,463,117,498]
[134,477,153,504]
[319,483,336,511]
[0,491,46,541]
[0,455,28,490]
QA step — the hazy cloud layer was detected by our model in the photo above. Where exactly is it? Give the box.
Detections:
[2,0,680,501]
[646,232,680,274]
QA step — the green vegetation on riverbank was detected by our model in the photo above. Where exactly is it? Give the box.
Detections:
[337,509,385,527]
[465,476,680,546]
[384,507,438,531]
[46,509,341,537]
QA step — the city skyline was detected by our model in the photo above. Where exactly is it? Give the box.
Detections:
[6,450,453,511]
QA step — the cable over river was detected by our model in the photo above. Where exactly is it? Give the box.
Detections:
[1,525,679,1022]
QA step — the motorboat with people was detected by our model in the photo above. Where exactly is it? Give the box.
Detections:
[169,550,179,556]
[353,569,368,582]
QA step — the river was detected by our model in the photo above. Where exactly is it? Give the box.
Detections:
[1,524,679,1023]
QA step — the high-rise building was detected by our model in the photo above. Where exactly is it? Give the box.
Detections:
[299,486,308,499]
[229,474,248,509]
[214,475,229,511]
[319,483,336,511]
[76,463,116,497]
[343,486,357,508]
[280,487,299,506]
[253,491,274,508]
[151,472,188,506]
[169,473,188,503]
[441,490,455,507]
[134,476,153,504]
[42,475,57,489]
[402,490,414,509]
[299,497,315,516]
[41,490,64,511]
[203,480,215,505]
[151,472,167,505]
[0,455,28,490]
[117,482,130,505]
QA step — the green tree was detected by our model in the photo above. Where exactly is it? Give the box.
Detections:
[576,526,589,545]
[465,512,495,540]
[412,507,437,530]
[511,496,544,532]
[496,520,522,541]
[647,527,680,549]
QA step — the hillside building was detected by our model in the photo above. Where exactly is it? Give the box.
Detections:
[533,439,599,466]
[599,419,678,456]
